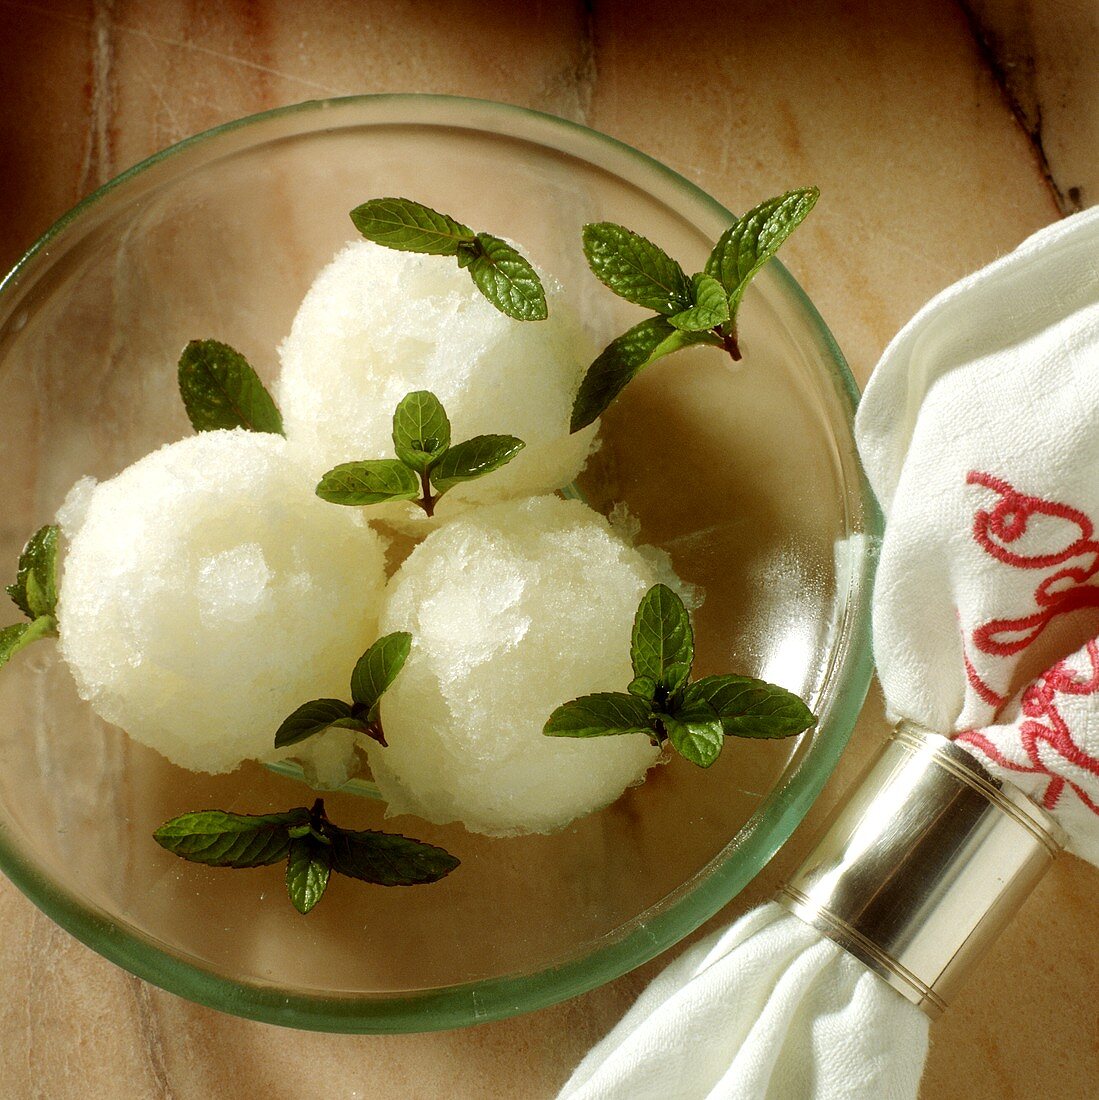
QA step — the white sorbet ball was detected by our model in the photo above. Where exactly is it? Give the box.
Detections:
[369,495,664,836]
[276,240,599,523]
[57,429,388,774]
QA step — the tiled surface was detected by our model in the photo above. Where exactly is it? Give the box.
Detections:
[0,2,1095,1097]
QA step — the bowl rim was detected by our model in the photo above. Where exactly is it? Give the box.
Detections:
[0,93,879,1033]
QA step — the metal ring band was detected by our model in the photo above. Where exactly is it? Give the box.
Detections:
[776,723,1065,1018]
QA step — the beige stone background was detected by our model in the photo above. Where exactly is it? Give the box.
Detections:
[1,1,1097,1097]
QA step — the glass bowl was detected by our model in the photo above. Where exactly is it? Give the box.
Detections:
[0,95,877,1032]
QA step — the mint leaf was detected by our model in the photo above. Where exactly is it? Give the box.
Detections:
[177,340,283,435]
[153,809,309,868]
[430,435,525,496]
[456,240,480,269]
[466,233,548,321]
[7,525,60,620]
[0,616,57,670]
[669,273,730,332]
[571,316,676,432]
[627,675,658,702]
[329,829,460,886]
[392,390,451,472]
[582,223,693,315]
[350,631,412,718]
[663,699,724,768]
[0,623,29,670]
[350,198,474,255]
[631,584,694,696]
[685,675,816,739]
[543,691,656,738]
[316,460,421,506]
[274,698,364,749]
[704,188,819,318]
[286,835,332,914]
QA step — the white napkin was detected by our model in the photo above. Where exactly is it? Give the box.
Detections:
[859,204,1099,864]
[559,205,1099,1100]
[559,903,928,1100]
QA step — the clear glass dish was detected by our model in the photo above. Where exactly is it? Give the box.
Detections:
[0,95,877,1032]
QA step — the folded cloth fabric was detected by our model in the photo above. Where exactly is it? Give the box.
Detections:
[559,205,1099,1100]
[558,903,928,1100]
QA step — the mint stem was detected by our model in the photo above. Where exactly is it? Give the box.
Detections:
[418,469,436,517]
[650,716,668,746]
[717,324,742,361]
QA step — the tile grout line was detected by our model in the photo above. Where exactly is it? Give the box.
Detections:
[955,0,1081,217]
[574,0,598,125]
[128,974,177,1100]
[77,0,116,196]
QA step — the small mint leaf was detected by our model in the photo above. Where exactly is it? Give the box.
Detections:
[349,198,474,255]
[570,316,676,432]
[177,340,284,435]
[627,675,658,702]
[685,675,816,739]
[466,233,548,321]
[704,188,819,319]
[274,698,356,749]
[153,808,309,868]
[7,524,60,620]
[286,835,332,914]
[631,584,694,695]
[543,692,655,738]
[0,616,57,670]
[392,390,451,472]
[429,435,525,496]
[669,273,730,332]
[582,223,693,315]
[456,239,481,269]
[0,623,29,670]
[350,631,412,715]
[663,699,724,768]
[329,829,460,886]
[316,460,421,506]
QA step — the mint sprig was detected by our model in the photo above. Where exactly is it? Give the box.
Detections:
[177,339,284,435]
[544,583,816,768]
[274,631,412,750]
[0,525,60,671]
[571,187,819,431]
[316,390,524,517]
[350,198,548,321]
[155,798,459,914]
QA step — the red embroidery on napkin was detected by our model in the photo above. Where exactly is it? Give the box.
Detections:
[966,470,1099,663]
[958,474,1099,817]
[957,640,1099,813]
[964,647,1007,708]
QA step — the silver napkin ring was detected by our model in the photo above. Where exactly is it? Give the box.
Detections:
[776,722,1066,1018]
